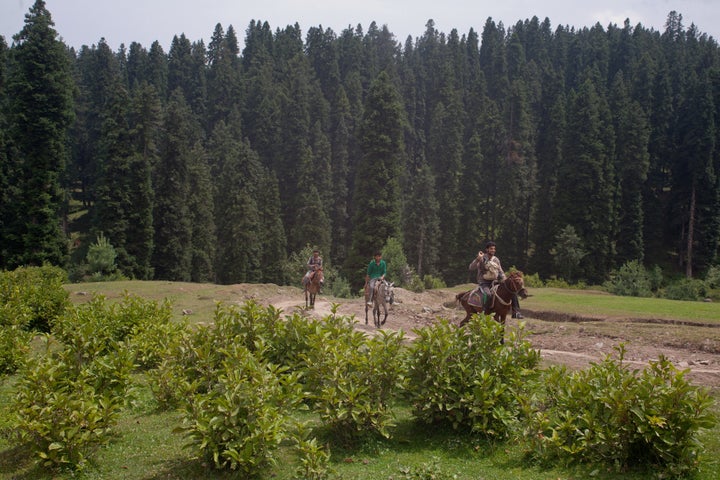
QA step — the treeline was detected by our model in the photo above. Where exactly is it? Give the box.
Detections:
[1,0,719,287]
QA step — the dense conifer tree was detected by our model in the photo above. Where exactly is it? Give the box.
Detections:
[209,116,263,284]
[557,78,615,282]
[403,160,441,277]
[610,72,650,265]
[151,89,198,280]
[187,142,216,282]
[2,0,74,268]
[257,169,288,284]
[347,71,405,284]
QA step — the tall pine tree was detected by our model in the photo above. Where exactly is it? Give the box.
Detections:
[2,0,74,268]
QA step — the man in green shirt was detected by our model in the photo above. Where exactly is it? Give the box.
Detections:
[365,251,387,306]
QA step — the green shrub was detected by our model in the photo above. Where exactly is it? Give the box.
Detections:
[704,265,720,288]
[13,338,132,470]
[329,274,353,298]
[522,272,544,288]
[423,274,446,289]
[604,260,653,297]
[0,298,33,375]
[177,342,304,475]
[664,278,708,301]
[520,346,716,476]
[0,264,69,332]
[404,316,540,437]
[543,277,571,288]
[0,325,31,376]
[302,315,405,442]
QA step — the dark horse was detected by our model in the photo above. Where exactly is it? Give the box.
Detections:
[364,279,394,328]
[304,267,323,308]
[456,271,525,332]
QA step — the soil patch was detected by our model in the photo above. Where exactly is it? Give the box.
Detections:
[266,287,720,389]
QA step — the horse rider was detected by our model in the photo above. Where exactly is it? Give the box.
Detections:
[365,251,387,306]
[303,249,324,287]
[468,241,523,319]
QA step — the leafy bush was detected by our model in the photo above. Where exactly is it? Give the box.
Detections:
[423,274,446,289]
[704,264,720,288]
[0,298,33,375]
[663,278,708,301]
[382,237,409,286]
[328,274,353,298]
[0,325,31,376]
[520,346,716,477]
[302,315,405,442]
[0,264,69,332]
[404,316,540,437]
[178,342,304,475]
[522,272,544,288]
[13,337,133,470]
[604,260,653,297]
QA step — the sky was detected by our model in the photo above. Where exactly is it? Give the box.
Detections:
[1,0,719,52]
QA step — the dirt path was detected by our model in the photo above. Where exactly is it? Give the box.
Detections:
[268,287,720,389]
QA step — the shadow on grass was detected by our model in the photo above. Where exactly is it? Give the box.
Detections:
[0,444,47,480]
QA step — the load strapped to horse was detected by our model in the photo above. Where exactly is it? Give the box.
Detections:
[456,270,526,337]
[364,278,394,328]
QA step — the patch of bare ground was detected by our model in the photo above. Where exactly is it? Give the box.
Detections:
[263,286,720,389]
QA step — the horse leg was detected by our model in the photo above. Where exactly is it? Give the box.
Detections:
[381,303,387,326]
[305,288,309,308]
[495,313,506,344]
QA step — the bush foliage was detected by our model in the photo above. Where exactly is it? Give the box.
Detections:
[3,295,715,478]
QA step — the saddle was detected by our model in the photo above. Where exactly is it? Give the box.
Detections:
[468,285,494,308]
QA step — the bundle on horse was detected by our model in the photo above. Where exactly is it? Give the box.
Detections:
[304,266,323,308]
[364,279,394,328]
[456,271,525,333]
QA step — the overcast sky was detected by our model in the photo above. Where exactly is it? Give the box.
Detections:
[1,0,718,52]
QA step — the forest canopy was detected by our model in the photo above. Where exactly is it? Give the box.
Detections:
[1,0,718,288]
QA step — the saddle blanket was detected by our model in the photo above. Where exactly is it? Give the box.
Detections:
[467,288,485,308]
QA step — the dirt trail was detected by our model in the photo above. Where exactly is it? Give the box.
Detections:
[266,287,720,388]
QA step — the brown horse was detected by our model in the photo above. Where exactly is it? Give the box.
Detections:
[456,271,525,330]
[304,267,323,308]
[364,279,394,328]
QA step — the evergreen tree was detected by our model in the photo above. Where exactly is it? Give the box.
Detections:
[289,145,332,255]
[610,72,650,265]
[124,82,161,279]
[92,81,135,275]
[347,71,405,285]
[209,118,263,284]
[556,78,615,283]
[151,89,198,280]
[187,142,216,282]
[403,160,441,277]
[206,24,243,131]
[257,169,287,284]
[2,0,74,268]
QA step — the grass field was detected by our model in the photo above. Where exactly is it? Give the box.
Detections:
[1,281,718,479]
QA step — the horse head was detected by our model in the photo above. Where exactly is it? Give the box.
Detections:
[507,271,524,293]
[383,281,395,305]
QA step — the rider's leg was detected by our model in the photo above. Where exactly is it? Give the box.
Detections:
[512,294,523,319]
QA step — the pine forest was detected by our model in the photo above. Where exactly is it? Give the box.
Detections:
[1,0,719,289]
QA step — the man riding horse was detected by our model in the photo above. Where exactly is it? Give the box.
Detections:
[468,241,523,318]
[365,251,386,306]
[302,249,324,289]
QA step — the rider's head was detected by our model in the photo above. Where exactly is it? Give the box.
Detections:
[484,241,496,256]
[374,251,382,260]
[312,249,320,256]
